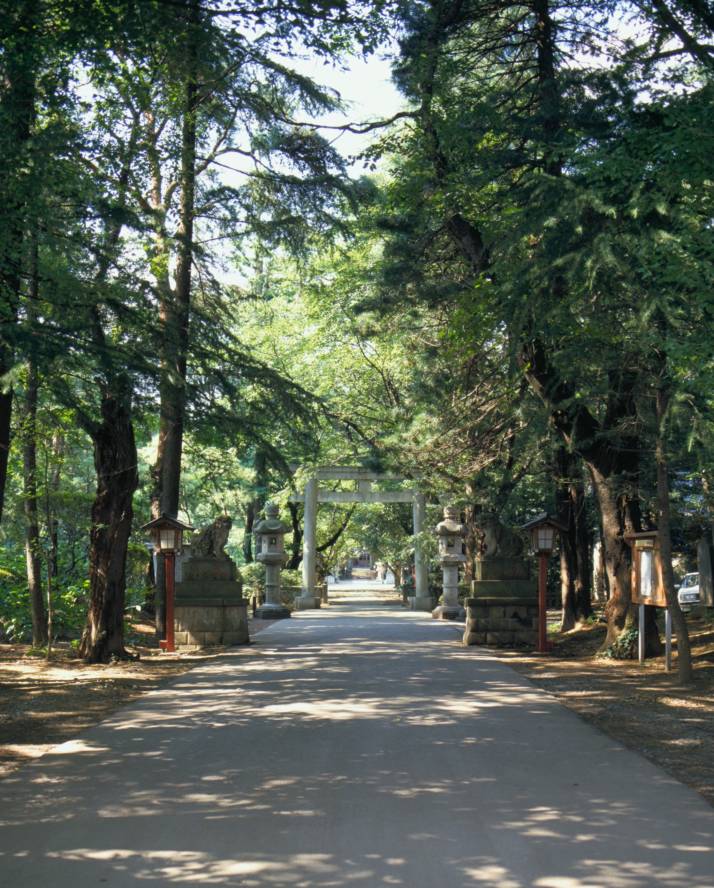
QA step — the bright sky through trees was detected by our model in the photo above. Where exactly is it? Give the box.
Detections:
[293,49,405,167]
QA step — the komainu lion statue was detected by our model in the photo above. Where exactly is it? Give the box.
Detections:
[191,515,232,558]
[474,512,524,559]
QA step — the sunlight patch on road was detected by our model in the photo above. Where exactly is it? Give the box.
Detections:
[261,698,381,720]
[46,848,365,884]
[462,862,523,887]
[51,739,111,755]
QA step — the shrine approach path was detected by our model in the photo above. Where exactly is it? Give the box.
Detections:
[1,588,713,887]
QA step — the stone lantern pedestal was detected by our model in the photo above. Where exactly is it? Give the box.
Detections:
[432,506,466,621]
[255,503,291,620]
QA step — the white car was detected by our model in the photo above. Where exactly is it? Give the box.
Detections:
[677,572,701,611]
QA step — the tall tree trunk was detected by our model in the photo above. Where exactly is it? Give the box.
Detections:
[286,500,303,570]
[589,465,632,645]
[152,4,200,520]
[23,239,45,644]
[556,448,578,631]
[532,0,563,176]
[592,539,608,602]
[150,45,198,636]
[556,448,593,630]
[573,482,592,619]
[243,500,257,564]
[655,379,693,683]
[521,339,660,652]
[463,500,481,584]
[79,376,138,663]
[242,450,267,563]
[0,0,37,524]
[589,462,661,655]
[22,349,46,646]
[46,432,63,579]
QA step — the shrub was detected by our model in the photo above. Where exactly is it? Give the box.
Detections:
[599,627,639,660]
[0,585,33,642]
[239,563,302,595]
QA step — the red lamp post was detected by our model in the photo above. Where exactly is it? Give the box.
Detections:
[521,513,567,654]
[141,514,193,652]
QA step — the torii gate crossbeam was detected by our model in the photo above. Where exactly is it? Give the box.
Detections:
[291,467,431,611]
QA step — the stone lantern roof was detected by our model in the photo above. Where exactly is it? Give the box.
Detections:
[254,502,289,536]
[436,505,465,537]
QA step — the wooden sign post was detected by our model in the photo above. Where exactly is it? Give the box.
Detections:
[626,531,672,671]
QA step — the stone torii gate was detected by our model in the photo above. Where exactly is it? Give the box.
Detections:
[291,467,431,611]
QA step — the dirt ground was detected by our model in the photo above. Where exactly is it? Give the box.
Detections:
[0,615,274,778]
[1,611,713,809]
[497,612,714,807]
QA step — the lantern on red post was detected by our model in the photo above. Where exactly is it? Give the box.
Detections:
[141,514,193,652]
[521,513,567,654]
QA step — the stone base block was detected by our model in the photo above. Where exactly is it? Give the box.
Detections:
[470,578,537,599]
[432,604,466,621]
[174,601,249,649]
[409,596,435,611]
[462,630,487,645]
[293,595,321,610]
[176,579,244,602]
[182,556,238,582]
[463,596,537,649]
[255,603,291,620]
[475,558,531,582]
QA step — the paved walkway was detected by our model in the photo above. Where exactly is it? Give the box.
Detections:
[1,592,713,887]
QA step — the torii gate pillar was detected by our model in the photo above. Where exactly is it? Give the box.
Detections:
[411,492,433,610]
[295,476,320,610]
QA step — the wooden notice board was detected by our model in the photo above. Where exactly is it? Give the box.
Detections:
[629,533,668,608]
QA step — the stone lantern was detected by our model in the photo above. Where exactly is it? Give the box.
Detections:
[254,502,291,620]
[433,505,466,620]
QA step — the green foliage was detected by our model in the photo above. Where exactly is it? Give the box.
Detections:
[0,580,89,642]
[240,563,266,594]
[50,582,90,638]
[2,0,713,658]
[239,562,302,595]
[598,627,640,660]
[0,585,33,642]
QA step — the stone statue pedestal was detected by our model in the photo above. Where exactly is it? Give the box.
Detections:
[174,555,248,649]
[463,557,537,648]
[409,595,435,611]
[294,593,321,610]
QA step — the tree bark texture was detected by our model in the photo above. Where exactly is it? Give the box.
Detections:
[532,0,563,175]
[152,6,199,520]
[655,383,693,683]
[79,378,138,663]
[0,0,37,524]
[589,465,634,644]
[243,500,256,564]
[286,500,303,570]
[522,343,661,652]
[22,356,46,645]
[463,503,481,585]
[242,450,268,563]
[555,448,592,631]
[46,432,63,579]
[592,540,608,601]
